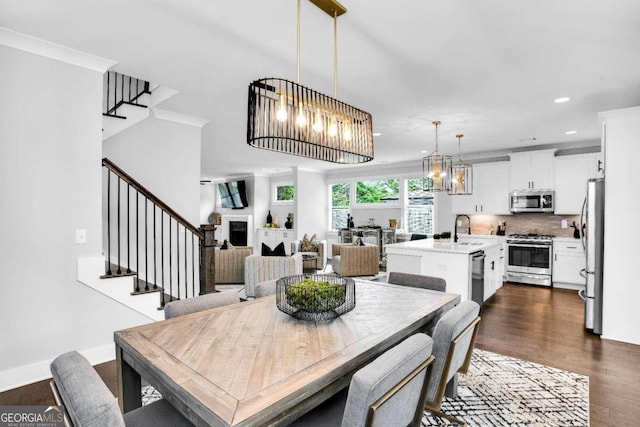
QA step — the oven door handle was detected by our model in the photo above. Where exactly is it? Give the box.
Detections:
[507,243,552,249]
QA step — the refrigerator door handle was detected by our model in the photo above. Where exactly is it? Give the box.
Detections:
[580,196,587,250]
[579,268,587,279]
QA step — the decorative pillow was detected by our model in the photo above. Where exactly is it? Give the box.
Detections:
[227,241,235,250]
[301,234,319,252]
[352,237,363,246]
[262,242,287,256]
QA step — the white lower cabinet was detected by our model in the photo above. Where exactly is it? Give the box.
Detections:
[483,244,501,301]
[552,239,586,289]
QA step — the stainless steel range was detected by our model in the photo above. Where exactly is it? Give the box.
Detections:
[506,234,553,286]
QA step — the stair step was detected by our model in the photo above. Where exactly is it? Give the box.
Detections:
[100,263,136,279]
[102,112,127,120]
[131,278,163,295]
[157,292,180,311]
[121,100,148,108]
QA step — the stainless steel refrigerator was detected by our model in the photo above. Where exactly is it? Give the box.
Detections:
[579,178,605,334]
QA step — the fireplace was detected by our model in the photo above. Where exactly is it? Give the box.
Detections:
[229,221,248,246]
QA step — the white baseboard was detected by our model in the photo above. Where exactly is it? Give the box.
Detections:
[553,282,584,291]
[0,344,115,393]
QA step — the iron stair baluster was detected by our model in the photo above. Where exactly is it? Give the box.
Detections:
[117,178,121,275]
[144,196,149,292]
[106,169,112,276]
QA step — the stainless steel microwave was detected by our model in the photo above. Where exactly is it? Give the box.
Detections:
[510,190,554,213]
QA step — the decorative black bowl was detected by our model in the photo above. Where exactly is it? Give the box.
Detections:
[276,274,356,321]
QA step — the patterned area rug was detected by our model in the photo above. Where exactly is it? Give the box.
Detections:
[141,350,589,427]
[422,350,589,426]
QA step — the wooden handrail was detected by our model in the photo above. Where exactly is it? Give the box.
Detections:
[102,158,203,239]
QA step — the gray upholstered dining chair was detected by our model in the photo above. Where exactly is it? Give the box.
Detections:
[254,278,278,298]
[50,351,193,427]
[164,291,240,319]
[424,300,481,426]
[387,272,447,292]
[288,333,435,427]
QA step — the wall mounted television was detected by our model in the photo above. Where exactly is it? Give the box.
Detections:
[218,180,249,209]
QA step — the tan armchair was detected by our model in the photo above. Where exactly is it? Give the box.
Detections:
[214,246,253,284]
[291,239,326,270]
[332,244,380,277]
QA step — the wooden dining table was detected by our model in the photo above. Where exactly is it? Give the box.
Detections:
[114,279,460,426]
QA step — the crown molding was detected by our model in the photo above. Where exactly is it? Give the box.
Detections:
[0,27,115,72]
[151,108,209,128]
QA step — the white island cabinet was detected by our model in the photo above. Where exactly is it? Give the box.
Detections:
[385,239,502,304]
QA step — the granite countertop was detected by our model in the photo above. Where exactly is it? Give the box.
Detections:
[385,238,500,255]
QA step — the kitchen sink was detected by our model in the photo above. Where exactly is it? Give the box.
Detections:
[457,242,483,246]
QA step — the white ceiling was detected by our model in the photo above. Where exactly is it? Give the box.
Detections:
[2,0,639,179]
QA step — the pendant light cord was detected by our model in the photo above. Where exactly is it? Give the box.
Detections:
[334,9,338,98]
[435,123,439,152]
[297,0,301,83]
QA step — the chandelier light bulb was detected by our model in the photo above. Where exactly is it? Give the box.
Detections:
[313,110,323,132]
[344,125,352,141]
[328,117,338,137]
[276,95,288,122]
[296,104,307,126]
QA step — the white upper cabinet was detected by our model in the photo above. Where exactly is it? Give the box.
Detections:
[554,153,602,214]
[450,162,510,214]
[508,149,556,191]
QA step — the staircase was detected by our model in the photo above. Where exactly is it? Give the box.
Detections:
[75,71,214,321]
[101,71,178,140]
[77,157,216,321]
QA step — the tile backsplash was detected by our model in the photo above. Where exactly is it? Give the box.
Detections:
[462,213,582,238]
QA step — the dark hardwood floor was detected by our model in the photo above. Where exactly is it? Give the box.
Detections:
[476,283,640,426]
[2,283,639,426]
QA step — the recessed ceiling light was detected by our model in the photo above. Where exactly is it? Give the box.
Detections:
[420,150,429,154]
[373,132,382,137]
[554,97,571,104]
[565,130,577,135]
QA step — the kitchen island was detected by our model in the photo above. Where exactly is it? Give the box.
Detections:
[385,238,503,304]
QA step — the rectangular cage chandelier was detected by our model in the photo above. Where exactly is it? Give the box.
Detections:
[247,78,373,164]
[247,0,374,164]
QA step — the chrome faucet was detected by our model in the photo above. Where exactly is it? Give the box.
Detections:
[454,214,471,243]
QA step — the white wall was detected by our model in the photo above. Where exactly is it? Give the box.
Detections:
[294,168,328,240]
[600,106,640,345]
[103,116,201,225]
[200,183,216,225]
[0,45,151,391]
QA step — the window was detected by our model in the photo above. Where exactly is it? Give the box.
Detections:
[274,184,294,202]
[331,183,350,229]
[355,179,399,204]
[406,178,434,235]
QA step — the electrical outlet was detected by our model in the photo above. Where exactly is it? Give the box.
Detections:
[76,229,87,244]
[561,220,568,229]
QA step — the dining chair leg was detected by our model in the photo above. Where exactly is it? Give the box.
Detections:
[424,404,468,426]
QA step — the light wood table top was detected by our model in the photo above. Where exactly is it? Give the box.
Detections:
[114,280,460,426]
